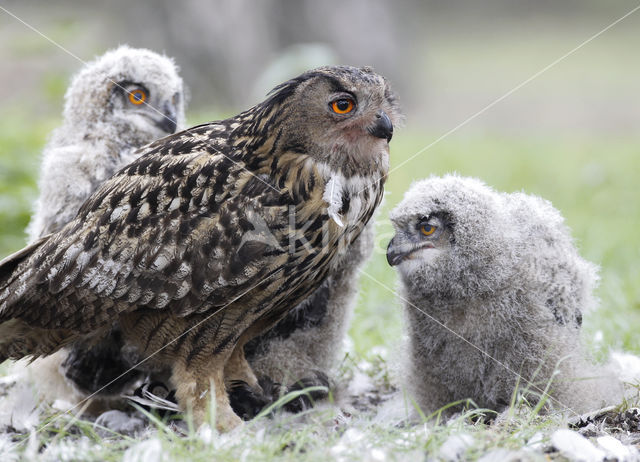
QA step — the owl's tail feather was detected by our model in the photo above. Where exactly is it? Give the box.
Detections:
[0,319,76,363]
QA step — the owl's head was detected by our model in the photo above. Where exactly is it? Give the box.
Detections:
[260,65,402,178]
[388,175,522,301]
[389,174,599,326]
[62,45,187,145]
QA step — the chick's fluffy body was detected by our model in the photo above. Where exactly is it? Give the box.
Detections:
[391,175,619,416]
[245,216,376,383]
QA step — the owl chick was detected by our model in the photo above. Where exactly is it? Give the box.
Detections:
[24,45,186,410]
[387,174,620,417]
[0,66,400,431]
[28,45,186,240]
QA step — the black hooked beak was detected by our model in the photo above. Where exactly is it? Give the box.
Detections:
[368,110,393,142]
[155,103,178,134]
[386,235,406,267]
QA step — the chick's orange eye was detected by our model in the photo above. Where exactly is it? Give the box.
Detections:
[331,98,354,114]
[129,89,146,105]
[420,224,436,236]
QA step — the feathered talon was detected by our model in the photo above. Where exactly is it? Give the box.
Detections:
[127,381,179,417]
[229,371,330,420]
[280,371,330,413]
[229,379,275,421]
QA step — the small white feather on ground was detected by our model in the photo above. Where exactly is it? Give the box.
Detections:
[438,433,474,461]
[610,351,640,385]
[346,370,375,396]
[476,448,523,462]
[0,373,40,432]
[551,429,605,462]
[596,435,639,461]
[122,438,166,462]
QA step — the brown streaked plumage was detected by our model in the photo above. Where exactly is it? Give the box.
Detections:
[234,215,378,417]
[24,45,187,409]
[0,66,400,431]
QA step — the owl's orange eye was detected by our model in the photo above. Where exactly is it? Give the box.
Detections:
[420,224,436,236]
[331,98,355,115]
[129,89,147,105]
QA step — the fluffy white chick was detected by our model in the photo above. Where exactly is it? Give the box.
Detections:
[388,174,621,418]
[28,44,186,240]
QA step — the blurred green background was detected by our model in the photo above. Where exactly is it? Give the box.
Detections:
[0,1,639,361]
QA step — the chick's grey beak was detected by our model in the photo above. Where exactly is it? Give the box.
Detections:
[155,103,178,134]
[386,235,405,267]
[368,110,393,142]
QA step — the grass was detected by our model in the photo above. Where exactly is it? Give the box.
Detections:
[1,112,639,460]
[0,382,597,461]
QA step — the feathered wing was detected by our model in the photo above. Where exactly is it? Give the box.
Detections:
[0,126,287,357]
[0,236,50,298]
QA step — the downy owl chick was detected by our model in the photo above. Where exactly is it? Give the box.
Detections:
[387,174,621,418]
[28,44,186,240]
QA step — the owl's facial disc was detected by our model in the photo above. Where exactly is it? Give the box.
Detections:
[387,214,451,267]
[274,67,400,177]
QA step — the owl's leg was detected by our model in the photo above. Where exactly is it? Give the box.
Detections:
[225,343,270,421]
[224,342,260,390]
[171,361,242,432]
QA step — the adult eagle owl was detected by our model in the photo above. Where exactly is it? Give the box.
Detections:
[387,175,621,417]
[24,45,186,408]
[0,66,400,431]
